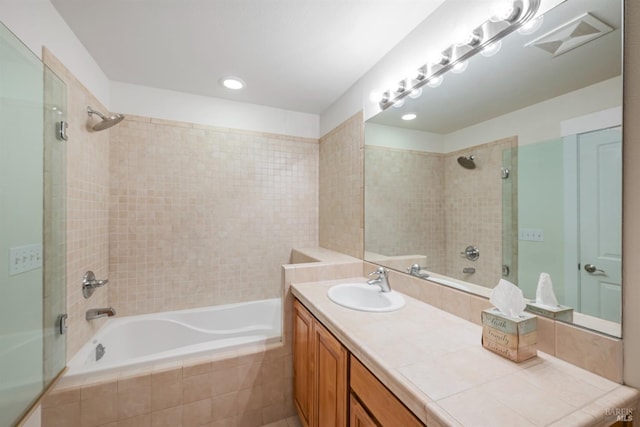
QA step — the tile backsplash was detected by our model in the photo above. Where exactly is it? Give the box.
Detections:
[109,116,319,315]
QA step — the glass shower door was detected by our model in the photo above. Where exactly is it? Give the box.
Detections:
[43,64,67,388]
[0,21,67,426]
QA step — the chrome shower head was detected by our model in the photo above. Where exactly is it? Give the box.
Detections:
[87,106,124,131]
[457,155,476,169]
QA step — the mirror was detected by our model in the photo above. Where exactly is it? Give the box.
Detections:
[364,0,622,336]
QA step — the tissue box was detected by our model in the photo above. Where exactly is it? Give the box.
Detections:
[525,302,574,322]
[481,308,537,362]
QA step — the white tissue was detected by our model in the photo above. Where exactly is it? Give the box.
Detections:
[535,272,559,307]
[490,279,527,317]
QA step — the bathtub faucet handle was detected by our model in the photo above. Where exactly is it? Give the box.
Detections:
[83,271,109,299]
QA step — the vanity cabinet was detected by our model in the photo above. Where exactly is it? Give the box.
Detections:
[293,299,348,427]
[293,298,424,427]
[349,394,378,427]
[350,356,423,427]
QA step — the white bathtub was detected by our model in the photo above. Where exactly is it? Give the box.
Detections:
[66,298,281,379]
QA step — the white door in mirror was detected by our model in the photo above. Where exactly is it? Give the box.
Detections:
[578,127,622,322]
[327,283,405,312]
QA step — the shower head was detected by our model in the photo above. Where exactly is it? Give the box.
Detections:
[457,155,476,169]
[87,106,124,131]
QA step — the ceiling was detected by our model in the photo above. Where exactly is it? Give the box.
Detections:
[50,0,446,114]
[368,0,622,134]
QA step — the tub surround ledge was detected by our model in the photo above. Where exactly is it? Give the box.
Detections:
[291,278,639,427]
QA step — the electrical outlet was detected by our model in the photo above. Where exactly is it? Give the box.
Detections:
[519,228,544,242]
[9,244,43,276]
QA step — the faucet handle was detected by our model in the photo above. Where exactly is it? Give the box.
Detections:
[368,266,388,278]
[407,264,426,273]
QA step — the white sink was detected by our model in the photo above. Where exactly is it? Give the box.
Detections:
[327,282,405,312]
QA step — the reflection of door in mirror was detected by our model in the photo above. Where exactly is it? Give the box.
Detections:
[577,127,622,322]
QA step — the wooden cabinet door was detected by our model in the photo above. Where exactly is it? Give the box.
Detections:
[314,320,348,427]
[350,394,379,427]
[350,356,424,427]
[293,300,314,427]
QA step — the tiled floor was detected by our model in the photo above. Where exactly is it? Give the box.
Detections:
[262,415,302,427]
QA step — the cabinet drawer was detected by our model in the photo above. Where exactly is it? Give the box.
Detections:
[350,355,424,427]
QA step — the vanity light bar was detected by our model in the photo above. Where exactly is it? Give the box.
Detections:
[379,0,541,110]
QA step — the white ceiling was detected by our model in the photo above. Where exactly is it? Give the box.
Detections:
[50,0,446,114]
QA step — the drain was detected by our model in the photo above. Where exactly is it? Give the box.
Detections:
[96,343,106,361]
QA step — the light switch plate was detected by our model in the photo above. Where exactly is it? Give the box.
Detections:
[9,244,43,276]
[519,228,544,242]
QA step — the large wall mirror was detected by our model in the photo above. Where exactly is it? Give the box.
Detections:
[364,0,622,336]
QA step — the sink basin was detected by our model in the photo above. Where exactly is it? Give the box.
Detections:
[327,282,405,312]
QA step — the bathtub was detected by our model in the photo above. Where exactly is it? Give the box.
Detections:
[66,298,281,379]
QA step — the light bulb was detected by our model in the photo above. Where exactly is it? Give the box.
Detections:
[481,40,502,57]
[428,51,449,66]
[401,113,417,121]
[408,87,423,99]
[490,1,519,22]
[220,77,245,90]
[518,15,544,35]
[427,75,443,88]
[392,98,405,108]
[451,61,468,74]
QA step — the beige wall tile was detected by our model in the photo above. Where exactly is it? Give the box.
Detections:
[117,414,151,427]
[468,295,492,326]
[444,137,516,288]
[42,48,111,362]
[151,406,182,427]
[42,401,80,427]
[319,112,364,258]
[109,117,319,315]
[536,316,556,356]
[183,358,212,377]
[181,399,212,427]
[115,374,151,419]
[210,366,241,397]
[440,288,471,322]
[151,377,183,411]
[80,395,118,426]
[183,373,212,403]
[364,147,445,272]
[42,387,80,408]
[211,391,238,421]
[555,322,623,383]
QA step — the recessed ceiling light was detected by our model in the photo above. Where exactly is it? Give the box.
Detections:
[402,113,417,121]
[220,77,245,90]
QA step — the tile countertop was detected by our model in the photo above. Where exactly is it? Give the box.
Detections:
[291,278,639,427]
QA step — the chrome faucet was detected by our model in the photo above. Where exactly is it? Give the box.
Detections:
[367,267,391,292]
[86,307,116,321]
[407,264,429,279]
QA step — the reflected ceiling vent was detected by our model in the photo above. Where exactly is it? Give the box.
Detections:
[525,12,613,57]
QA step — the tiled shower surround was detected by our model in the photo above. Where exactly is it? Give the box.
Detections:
[43,49,111,361]
[109,117,319,316]
[365,136,516,289]
[364,147,446,273]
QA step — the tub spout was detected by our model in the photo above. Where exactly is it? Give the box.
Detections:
[86,307,116,321]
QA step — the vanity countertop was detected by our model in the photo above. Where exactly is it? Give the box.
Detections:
[291,278,639,427]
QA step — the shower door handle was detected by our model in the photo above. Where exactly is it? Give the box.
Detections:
[584,264,605,274]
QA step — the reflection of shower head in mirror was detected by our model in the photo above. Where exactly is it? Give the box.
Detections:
[457,155,476,169]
